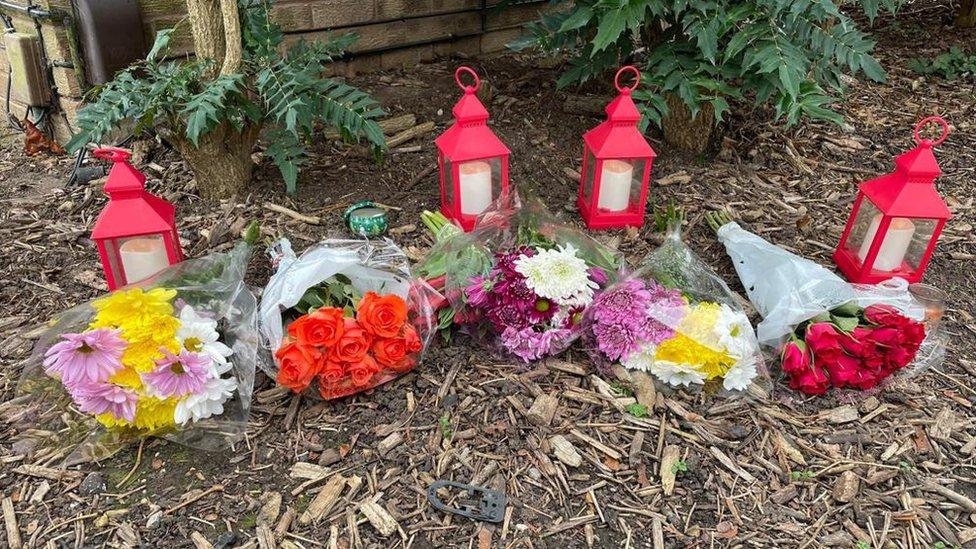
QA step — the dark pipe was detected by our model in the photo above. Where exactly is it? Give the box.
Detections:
[0,1,53,19]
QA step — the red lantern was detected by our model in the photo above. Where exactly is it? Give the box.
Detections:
[577,66,656,230]
[833,117,952,284]
[91,147,184,290]
[435,66,511,231]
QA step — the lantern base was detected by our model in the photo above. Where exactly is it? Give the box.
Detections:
[833,247,923,284]
[441,205,479,232]
[577,197,645,230]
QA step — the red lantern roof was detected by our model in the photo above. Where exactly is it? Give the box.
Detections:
[91,148,177,239]
[435,67,510,162]
[583,67,655,159]
[860,118,951,220]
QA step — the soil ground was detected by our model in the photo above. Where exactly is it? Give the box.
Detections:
[1,4,975,548]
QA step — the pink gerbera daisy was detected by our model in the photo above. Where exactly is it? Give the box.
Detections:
[43,328,126,386]
[144,350,211,398]
[69,380,138,422]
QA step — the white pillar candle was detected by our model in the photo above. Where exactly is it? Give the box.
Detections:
[459,160,493,216]
[857,214,915,271]
[119,237,170,284]
[597,159,633,212]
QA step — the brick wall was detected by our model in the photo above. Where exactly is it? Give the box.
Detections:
[0,0,544,143]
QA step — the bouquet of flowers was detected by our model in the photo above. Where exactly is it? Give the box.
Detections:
[259,239,436,399]
[418,193,622,362]
[584,223,764,394]
[710,214,945,395]
[18,240,258,462]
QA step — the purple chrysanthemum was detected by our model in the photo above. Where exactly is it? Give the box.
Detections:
[590,279,653,325]
[43,328,127,386]
[69,380,138,422]
[588,267,609,287]
[144,349,211,398]
[592,320,643,361]
[465,275,493,307]
[500,327,563,362]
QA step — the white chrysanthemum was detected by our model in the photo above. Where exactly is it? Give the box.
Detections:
[722,355,759,392]
[714,305,752,352]
[620,342,658,372]
[177,305,233,374]
[174,377,237,425]
[650,360,706,388]
[515,243,597,306]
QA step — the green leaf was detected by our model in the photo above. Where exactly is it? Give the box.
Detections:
[591,9,627,55]
[778,63,800,98]
[831,314,859,333]
[558,6,593,32]
[147,28,173,62]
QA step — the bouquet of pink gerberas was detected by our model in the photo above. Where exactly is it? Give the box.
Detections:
[418,193,623,362]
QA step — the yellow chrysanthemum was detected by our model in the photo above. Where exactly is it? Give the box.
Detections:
[91,288,177,328]
[89,292,181,372]
[96,396,177,431]
[675,302,722,347]
[109,367,143,390]
[655,333,735,380]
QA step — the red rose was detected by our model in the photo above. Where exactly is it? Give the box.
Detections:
[780,341,810,374]
[824,354,866,389]
[275,340,322,393]
[347,355,381,387]
[389,356,417,374]
[806,323,844,361]
[330,318,373,362]
[319,360,346,385]
[357,292,408,338]
[866,326,903,347]
[402,324,422,353]
[864,304,907,327]
[288,307,345,348]
[788,364,830,395]
[373,337,408,367]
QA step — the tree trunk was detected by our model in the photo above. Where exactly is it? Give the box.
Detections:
[661,93,716,154]
[173,122,261,199]
[181,0,255,197]
[957,0,976,27]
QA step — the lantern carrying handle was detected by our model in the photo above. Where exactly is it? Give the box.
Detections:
[93,147,133,163]
[913,116,949,146]
[454,66,480,93]
[614,66,641,93]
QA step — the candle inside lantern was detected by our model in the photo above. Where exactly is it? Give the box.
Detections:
[458,160,493,216]
[857,214,915,271]
[119,237,170,284]
[597,159,633,212]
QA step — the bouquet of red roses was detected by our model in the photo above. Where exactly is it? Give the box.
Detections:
[780,303,925,395]
[260,239,435,399]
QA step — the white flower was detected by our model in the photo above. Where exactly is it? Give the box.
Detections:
[714,305,752,352]
[620,342,658,372]
[515,243,598,306]
[650,360,706,387]
[174,377,237,425]
[722,355,759,392]
[177,305,233,374]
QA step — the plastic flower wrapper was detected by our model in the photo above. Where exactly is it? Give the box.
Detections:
[16,239,258,465]
[259,238,437,400]
[417,191,623,362]
[711,217,947,395]
[583,222,768,396]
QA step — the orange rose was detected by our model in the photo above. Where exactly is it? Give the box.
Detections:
[402,324,423,353]
[357,292,408,338]
[373,337,408,367]
[319,360,346,385]
[330,318,373,362]
[288,307,344,347]
[347,355,380,387]
[276,340,322,393]
[389,356,417,374]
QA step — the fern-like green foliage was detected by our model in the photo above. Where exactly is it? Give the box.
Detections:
[908,47,976,80]
[68,0,386,194]
[511,0,900,128]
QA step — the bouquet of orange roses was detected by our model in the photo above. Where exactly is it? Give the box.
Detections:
[259,239,436,399]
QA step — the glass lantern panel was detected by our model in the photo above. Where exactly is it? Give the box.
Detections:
[116,234,171,285]
[581,148,597,203]
[442,155,454,209]
[903,218,938,272]
[457,157,501,217]
[595,158,644,213]
[102,238,125,286]
[846,197,882,263]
